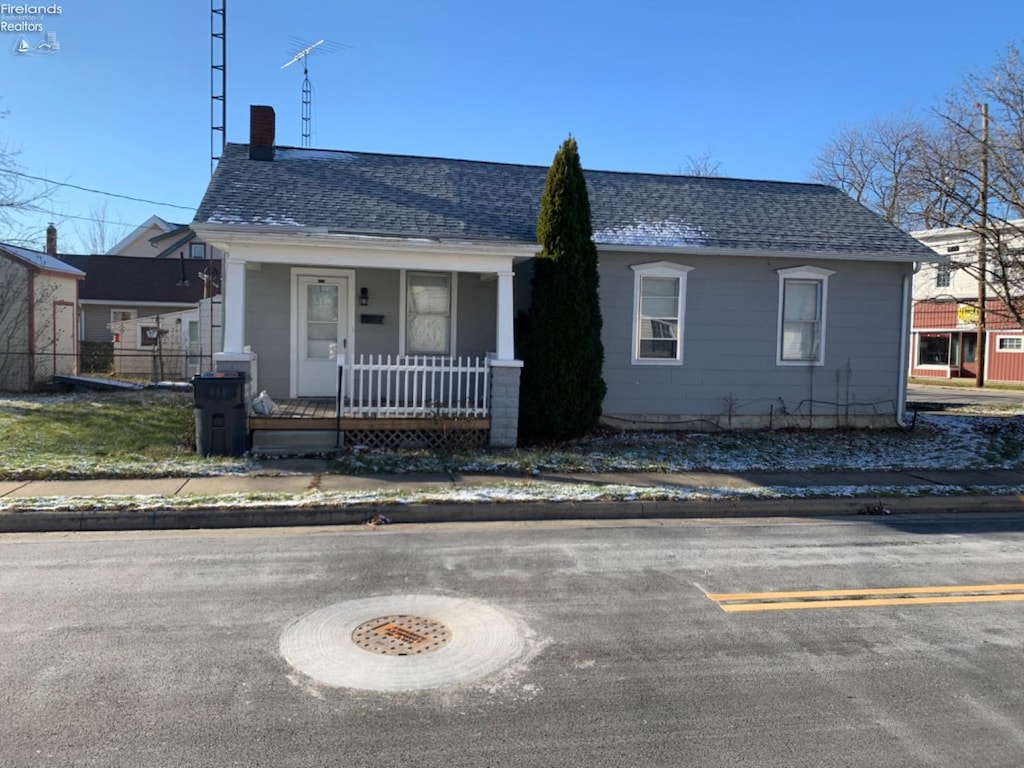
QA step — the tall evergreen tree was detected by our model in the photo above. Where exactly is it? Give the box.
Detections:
[518,137,606,442]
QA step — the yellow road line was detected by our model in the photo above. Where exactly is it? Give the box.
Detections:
[719,593,1024,612]
[706,584,1024,601]
[707,584,1024,612]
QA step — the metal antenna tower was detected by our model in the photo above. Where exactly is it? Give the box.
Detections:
[210,0,227,174]
[281,38,347,147]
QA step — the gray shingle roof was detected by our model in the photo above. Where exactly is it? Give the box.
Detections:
[194,143,937,260]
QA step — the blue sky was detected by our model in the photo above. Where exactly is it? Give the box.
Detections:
[1,1,1019,253]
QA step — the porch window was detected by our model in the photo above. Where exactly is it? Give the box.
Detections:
[406,272,452,354]
[630,261,693,364]
[777,266,833,366]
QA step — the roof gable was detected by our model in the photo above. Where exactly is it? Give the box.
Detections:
[105,215,180,256]
[195,143,938,262]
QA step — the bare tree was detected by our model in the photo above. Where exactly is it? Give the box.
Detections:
[74,201,129,254]
[922,42,1024,330]
[810,42,1024,335]
[677,151,722,177]
[0,103,54,247]
[810,114,933,229]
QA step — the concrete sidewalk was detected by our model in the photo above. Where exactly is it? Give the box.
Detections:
[1,465,1023,533]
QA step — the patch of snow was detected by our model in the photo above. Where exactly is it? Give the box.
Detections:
[593,220,707,248]
[251,215,304,227]
[206,212,249,225]
[0,243,84,275]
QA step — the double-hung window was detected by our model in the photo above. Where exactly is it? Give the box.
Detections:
[404,271,455,355]
[631,262,693,364]
[777,266,833,366]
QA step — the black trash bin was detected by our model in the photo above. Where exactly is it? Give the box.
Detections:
[192,371,248,456]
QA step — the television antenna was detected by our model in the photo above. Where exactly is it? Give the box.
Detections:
[281,37,348,147]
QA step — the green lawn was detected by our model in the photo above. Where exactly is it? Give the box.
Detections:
[0,391,247,480]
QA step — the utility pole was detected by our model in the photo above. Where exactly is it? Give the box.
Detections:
[975,101,988,388]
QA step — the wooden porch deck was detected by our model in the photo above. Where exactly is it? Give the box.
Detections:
[248,398,489,432]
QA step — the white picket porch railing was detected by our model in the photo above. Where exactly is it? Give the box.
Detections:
[339,354,490,418]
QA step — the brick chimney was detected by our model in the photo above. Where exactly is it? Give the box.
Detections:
[46,223,57,255]
[249,105,276,161]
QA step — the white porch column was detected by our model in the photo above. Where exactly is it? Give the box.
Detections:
[221,255,247,353]
[495,269,515,360]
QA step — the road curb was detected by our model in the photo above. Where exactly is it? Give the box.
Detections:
[1,493,1022,533]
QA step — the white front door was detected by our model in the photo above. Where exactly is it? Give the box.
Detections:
[296,274,348,397]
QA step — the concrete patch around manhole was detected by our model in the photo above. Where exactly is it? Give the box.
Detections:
[279,594,527,692]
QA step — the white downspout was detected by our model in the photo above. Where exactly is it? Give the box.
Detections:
[896,264,921,426]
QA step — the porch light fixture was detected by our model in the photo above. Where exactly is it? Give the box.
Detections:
[359,287,369,306]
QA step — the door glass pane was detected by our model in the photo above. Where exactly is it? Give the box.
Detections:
[306,284,339,359]
[307,284,339,322]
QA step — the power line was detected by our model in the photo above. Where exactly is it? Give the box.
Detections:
[1,169,196,211]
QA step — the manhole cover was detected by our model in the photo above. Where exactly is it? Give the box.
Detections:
[352,615,452,655]
[280,594,530,691]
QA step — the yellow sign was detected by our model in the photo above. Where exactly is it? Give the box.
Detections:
[957,305,979,325]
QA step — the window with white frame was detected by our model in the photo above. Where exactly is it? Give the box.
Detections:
[630,262,693,364]
[110,308,137,324]
[190,242,206,260]
[935,263,951,288]
[997,336,1023,352]
[405,272,453,355]
[777,266,833,365]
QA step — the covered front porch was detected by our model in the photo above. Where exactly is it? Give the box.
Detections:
[247,353,493,451]
[194,228,533,448]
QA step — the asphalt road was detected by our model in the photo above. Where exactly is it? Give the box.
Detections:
[3,515,1024,767]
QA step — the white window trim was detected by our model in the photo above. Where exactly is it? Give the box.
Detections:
[399,270,458,356]
[630,261,693,365]
[190,242,206,260]
[996,335,1024,352]
[776,266,834,366]
[110,308,137,324]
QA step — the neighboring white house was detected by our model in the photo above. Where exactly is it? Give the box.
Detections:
[107,214,225,261]
[108,296,223,382]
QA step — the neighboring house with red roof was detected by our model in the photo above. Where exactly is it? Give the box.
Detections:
[0,237,84,391]
[191,105,940,447]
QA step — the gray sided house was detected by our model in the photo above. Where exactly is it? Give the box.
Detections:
[193,106,938,446]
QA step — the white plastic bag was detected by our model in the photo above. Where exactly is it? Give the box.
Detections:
[252,390,276,415]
